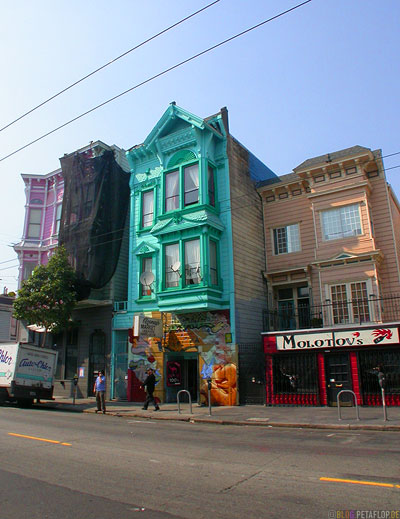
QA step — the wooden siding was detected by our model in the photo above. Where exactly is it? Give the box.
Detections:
[227,137,267,343]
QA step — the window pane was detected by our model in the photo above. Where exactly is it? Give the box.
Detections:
[331,284,349,324]
[273,224,300,254]
[28,209,42,238]
[23,263,37,280]
[142,191,154,228]
[210,240,218,285]
[322,204,362,240]
[165,243,180,288]
[165,171,179,211]
[208,166,215,207]
[65,329,78,380]
[185,239,201,285]
[141,257,153,296]
[351,282,370,322]
[184,165,199,206]
[55,204,62,234]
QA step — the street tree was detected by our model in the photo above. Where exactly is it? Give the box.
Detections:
[13,246,78,345]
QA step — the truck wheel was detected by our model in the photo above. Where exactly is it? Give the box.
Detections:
[17,398,34,408]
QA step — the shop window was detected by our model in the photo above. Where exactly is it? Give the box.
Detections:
[273,353,318,394]
[273,224,300,255]
[27,208,42,238]
[321,203,362,241]
[358,349,400,395]
[141,190,154,228]
[330,281,370,324]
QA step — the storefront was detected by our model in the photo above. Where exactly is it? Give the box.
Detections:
[263,324,400,406]
[124,310,238,406]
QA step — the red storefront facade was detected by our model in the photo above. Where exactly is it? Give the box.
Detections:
[263,324,400,406]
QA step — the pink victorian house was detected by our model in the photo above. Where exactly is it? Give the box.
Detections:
[14,168,64,288]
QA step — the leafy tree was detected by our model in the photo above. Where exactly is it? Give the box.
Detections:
[13,246,78,344]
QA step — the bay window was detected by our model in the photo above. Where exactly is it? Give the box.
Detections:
[184,165,199,206]
[209,240,218,285]
[208,165,215,207]
[141,257,153,296]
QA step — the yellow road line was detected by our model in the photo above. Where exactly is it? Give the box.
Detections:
[8,433,71,446]
[320,477,396,488]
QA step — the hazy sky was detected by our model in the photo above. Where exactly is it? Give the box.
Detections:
[1,0,399,292]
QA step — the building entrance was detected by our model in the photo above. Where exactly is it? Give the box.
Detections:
[325,352,352,406]
[165,354,198,403]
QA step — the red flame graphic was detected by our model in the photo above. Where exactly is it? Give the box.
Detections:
[372,329,392,339]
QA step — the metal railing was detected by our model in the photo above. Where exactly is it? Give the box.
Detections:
[265,294,400,332]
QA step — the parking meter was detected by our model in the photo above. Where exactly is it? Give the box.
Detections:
[378,371,386,389]
[207,378,212,416]
[207,378,212,391]
[73,375,78,405]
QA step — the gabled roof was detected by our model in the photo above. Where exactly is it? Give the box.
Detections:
[294,145,372,172]
[128,103,224,155]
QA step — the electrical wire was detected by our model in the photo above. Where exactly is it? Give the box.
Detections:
[0,0,221,134]
[0,0,313,164]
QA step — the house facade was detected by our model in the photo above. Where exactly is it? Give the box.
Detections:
[14,141,130,400]
[258,146,400,406]
[112,103,277,405]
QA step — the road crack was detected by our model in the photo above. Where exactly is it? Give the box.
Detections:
[219,469,264,493]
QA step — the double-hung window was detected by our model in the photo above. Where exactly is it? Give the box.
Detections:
[184,165,199,206]
[141,190,154,228]
[184,239,201,285]
[165,171,180,212]
[28,208,42,238]
[321,203,362,241]
[208,165,215,207]
[165,243,180,288]
[141,257,153,296]
[273,224,300,255]
[209,240,218,285]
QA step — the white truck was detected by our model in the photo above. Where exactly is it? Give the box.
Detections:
[0,342,58,407]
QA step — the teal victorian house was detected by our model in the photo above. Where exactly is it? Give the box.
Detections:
[112,103,276,405]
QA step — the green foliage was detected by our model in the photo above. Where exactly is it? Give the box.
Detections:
[13,246,77,334]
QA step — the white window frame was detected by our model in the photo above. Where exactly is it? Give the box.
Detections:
[321,203,362,241]
[27,208,42,238]
[324,279,374,326]
[272,223,300,255]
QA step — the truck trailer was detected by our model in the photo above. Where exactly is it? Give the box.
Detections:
[0,342,58,407]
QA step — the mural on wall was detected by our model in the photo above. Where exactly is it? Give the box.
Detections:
[167,310,237,406]
[128,337,162,387]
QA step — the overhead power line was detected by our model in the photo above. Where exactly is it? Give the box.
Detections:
[0,0,313,164]
[0,0,221,134]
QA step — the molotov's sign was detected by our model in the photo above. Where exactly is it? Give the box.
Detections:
[134,315,163,339]
[276,327,399,351]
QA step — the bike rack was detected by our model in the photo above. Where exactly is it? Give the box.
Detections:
[177,390,192,415]
[337,390,360,421]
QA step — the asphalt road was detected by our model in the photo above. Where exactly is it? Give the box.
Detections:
[0,405,399,519]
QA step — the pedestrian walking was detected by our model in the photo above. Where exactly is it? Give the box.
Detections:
[94,370,106,414]
[142,368,160,411]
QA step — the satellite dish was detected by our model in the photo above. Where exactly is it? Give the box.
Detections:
[171,261,181,273]
[139,271,155,287]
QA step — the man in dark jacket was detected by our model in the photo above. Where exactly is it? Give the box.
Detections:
[142,368,160,411]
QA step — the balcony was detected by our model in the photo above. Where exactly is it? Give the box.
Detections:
[264,294,400,332]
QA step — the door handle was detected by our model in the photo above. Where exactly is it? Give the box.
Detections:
[336,384,343,388]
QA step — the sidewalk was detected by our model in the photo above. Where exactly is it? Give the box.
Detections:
[36,397,400,431]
